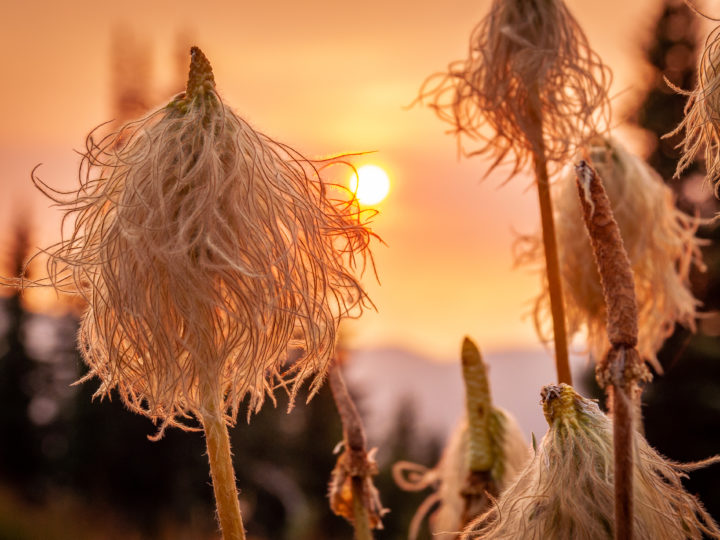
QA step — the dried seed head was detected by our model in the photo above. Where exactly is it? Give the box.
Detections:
[393,409,529,540]
[517,138,704,372]
[462,384,720,539]
[416,0,611,175]
[28,47,374,435]
[671,25,720,194]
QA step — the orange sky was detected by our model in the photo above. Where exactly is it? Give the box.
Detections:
[0,0,668,361]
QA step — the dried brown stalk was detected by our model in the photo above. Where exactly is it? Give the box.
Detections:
[327,364,387,538]
[416,0,612,385]
[533,131,572,385]
[574,160,651,540]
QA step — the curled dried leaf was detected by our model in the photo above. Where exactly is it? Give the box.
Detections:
[328,446,387,529]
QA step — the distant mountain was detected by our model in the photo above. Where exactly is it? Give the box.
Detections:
[344,346,591,449]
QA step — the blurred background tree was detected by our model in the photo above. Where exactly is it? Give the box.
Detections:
[5,1,720,537]
[0,221,42,500]
[623,0,720,521]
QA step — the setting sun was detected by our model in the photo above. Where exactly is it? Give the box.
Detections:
[349,164,391,205]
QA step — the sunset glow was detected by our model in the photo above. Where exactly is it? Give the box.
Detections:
[0,0,659,361]
[349,165,390,205]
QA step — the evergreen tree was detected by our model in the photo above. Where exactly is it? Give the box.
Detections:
[0,221,42,498]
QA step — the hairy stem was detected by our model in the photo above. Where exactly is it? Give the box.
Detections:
[529,111,572,385]
[200,380,245,540]
[574,160,648,540]
[612,367,634,540]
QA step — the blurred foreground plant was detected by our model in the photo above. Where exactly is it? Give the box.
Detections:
[462,384,720,539]
[23,47,373,539]
[393,337,528,539]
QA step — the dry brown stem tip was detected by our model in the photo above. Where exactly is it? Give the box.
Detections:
[574,160,638,349]
[462,384,720,539]
[328,365,387,531]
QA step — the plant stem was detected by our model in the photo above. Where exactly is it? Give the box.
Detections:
[351,476,373,540]
[328,365,374,540]
[529,113,572,385]
[612,369,634,540]
[200,381,246,540]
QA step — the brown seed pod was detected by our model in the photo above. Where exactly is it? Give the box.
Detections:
[461,384,720,540]
[28,47,374,436]
[517,138,704,372]
[574,157,639,350]
[416,0,611,175]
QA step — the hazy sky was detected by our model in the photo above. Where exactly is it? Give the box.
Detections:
[1,0,671,362]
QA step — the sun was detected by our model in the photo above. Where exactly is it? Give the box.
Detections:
[349,165,391,205]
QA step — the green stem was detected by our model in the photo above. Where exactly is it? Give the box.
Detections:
[200,381,246,540]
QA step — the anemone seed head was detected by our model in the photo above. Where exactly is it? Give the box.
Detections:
[672,24,720,193]
[32,47,373,435]
[517,137,704,372]
[461,384,720,539]
[417,0,611,175]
